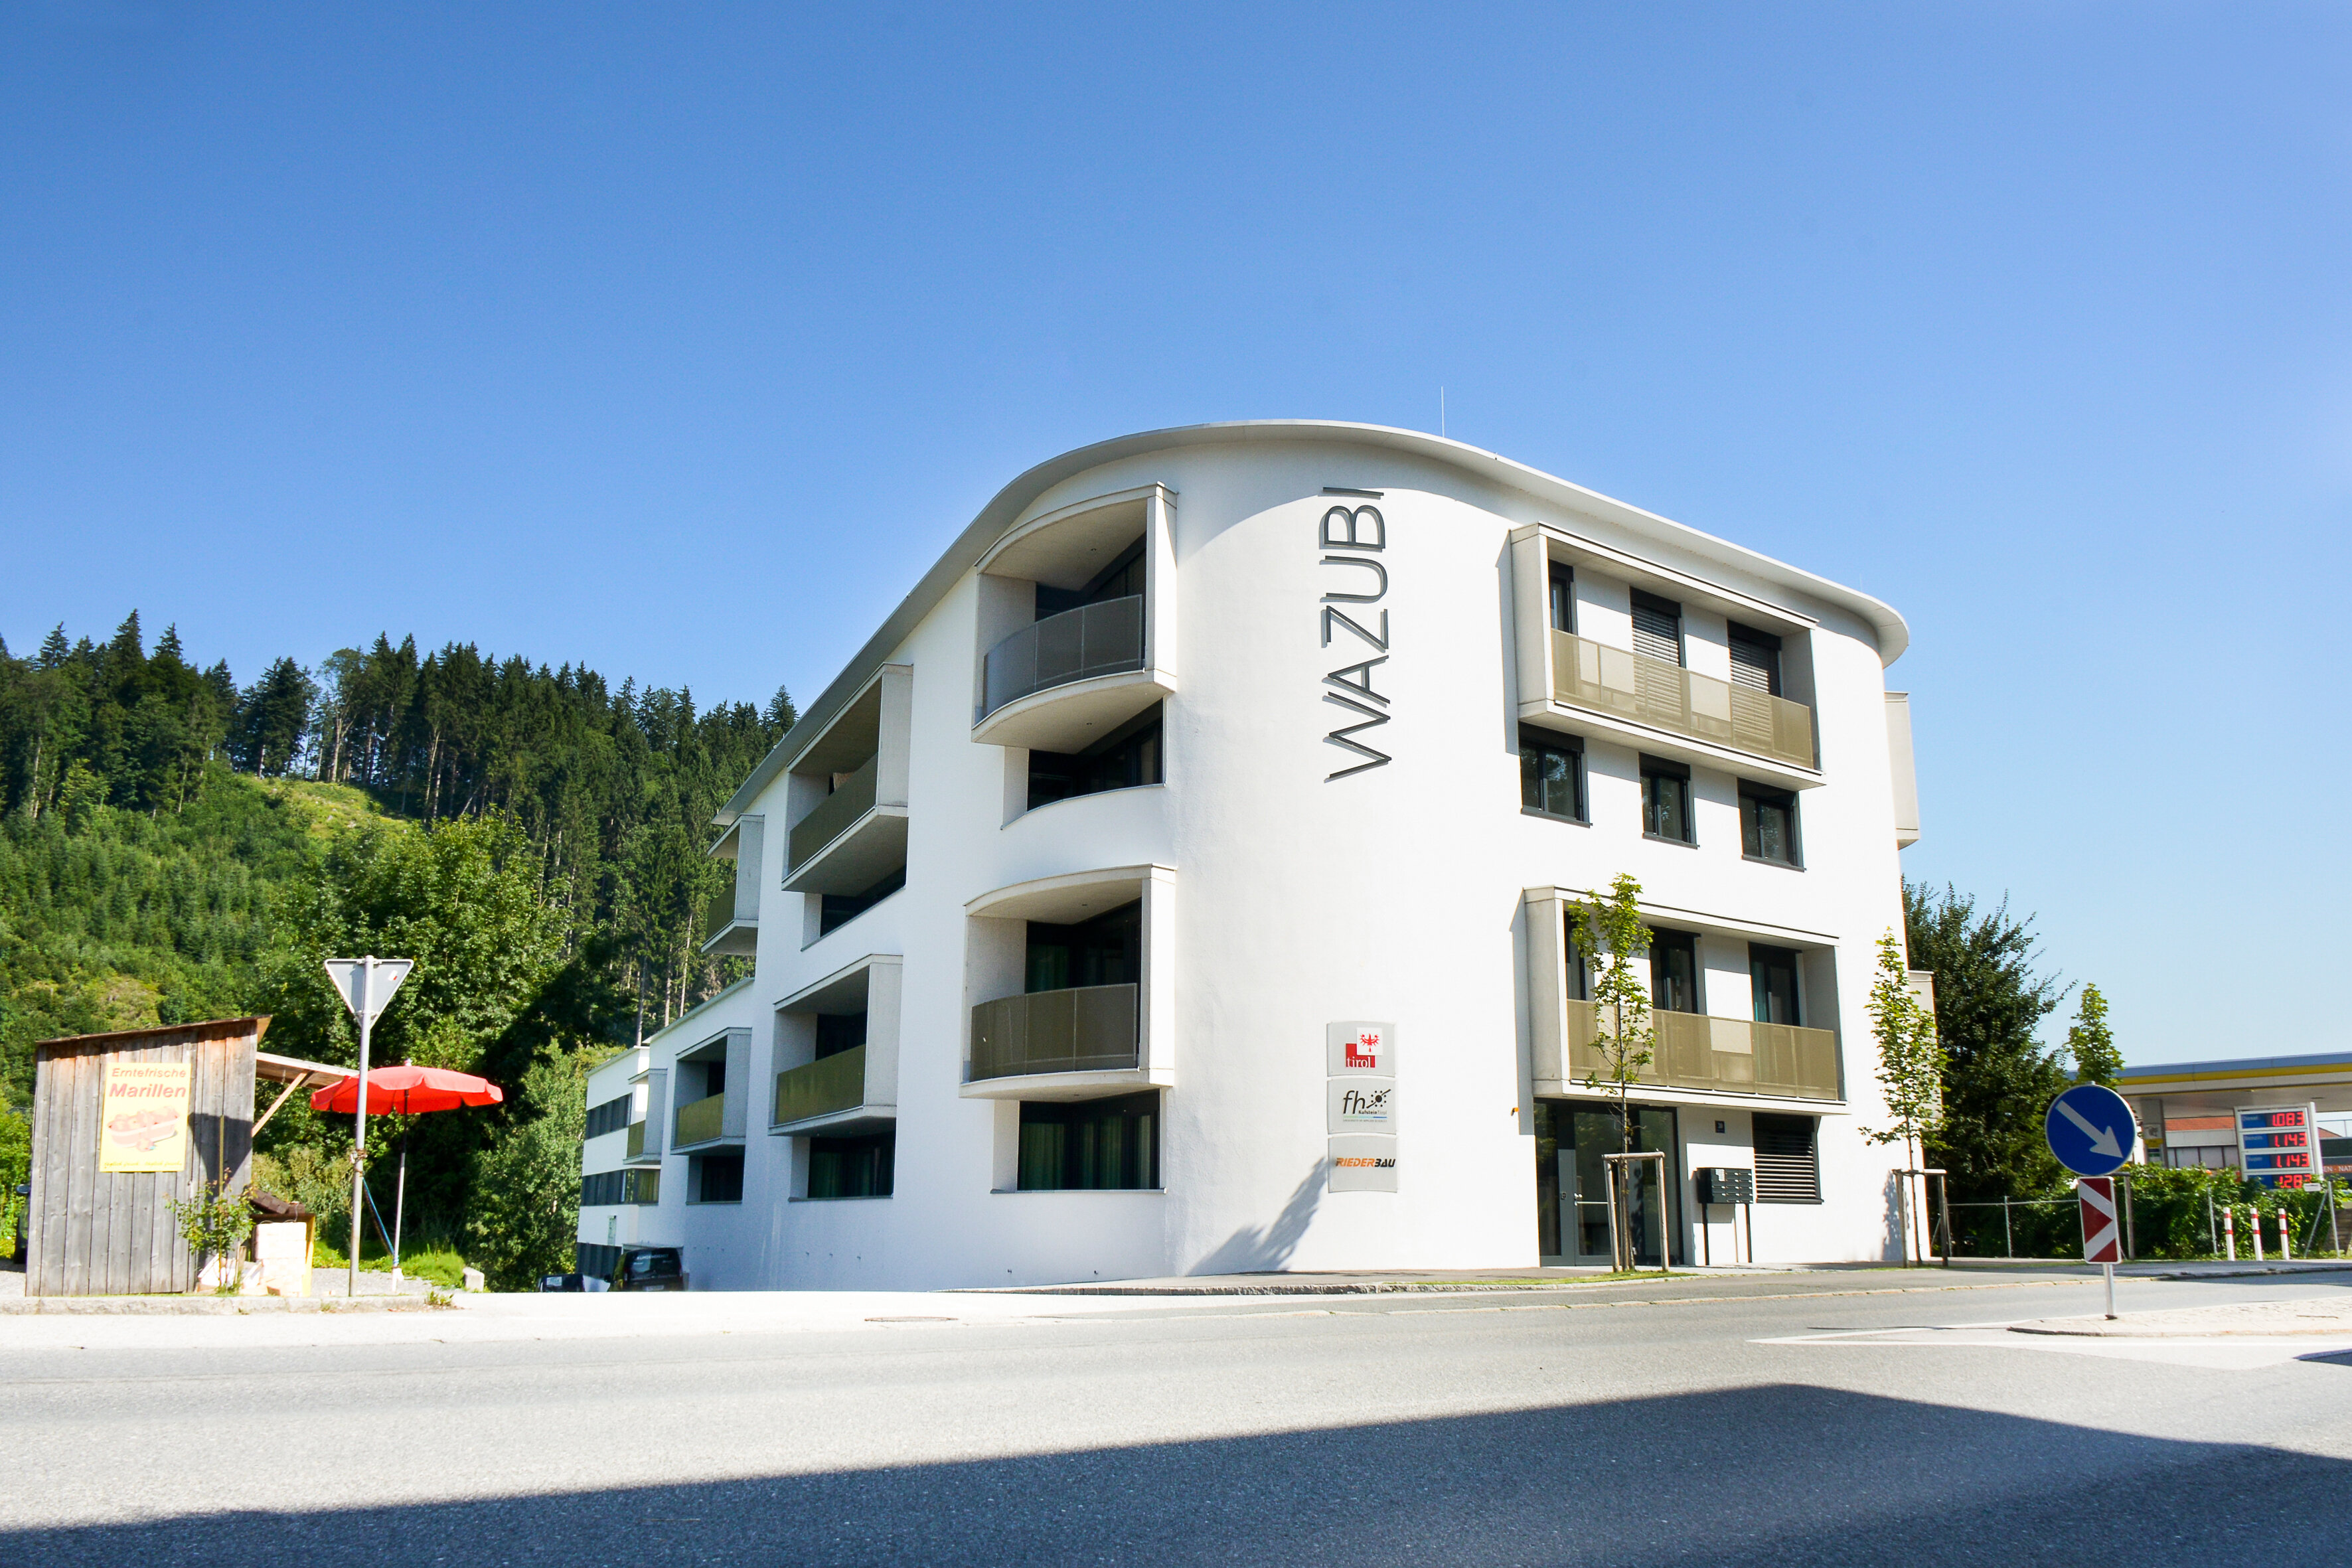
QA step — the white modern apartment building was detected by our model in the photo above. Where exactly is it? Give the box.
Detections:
[577,420,1925,1290]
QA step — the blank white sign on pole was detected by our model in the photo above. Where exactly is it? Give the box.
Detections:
[323,959,413,1023]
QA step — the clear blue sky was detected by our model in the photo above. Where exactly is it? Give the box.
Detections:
[3,5,2345,1065]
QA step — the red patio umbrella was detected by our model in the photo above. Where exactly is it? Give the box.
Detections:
[310,1066,503,1278]
[309,1064,504,1115]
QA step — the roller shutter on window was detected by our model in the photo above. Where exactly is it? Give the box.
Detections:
[1631,591,1683,666]
[1753,1113,1821,1203]
[1728,622,1782,695]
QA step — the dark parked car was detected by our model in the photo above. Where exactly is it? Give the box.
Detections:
[611,1245,686,1292]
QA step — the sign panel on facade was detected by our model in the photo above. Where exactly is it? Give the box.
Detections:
[1328,1077,1397,1134]
[1326,1021,1395,1075]
[2078,1176,2122,1263]
[98,1059,192,1174]
[2043,1083,2136,1178]
[2236,1103,2321,1190]
[1328,1133,1398,1193]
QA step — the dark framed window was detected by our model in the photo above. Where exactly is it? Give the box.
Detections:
[1520,728,1585,821]
[1750,944,1801,1026]
[1018,1091,1160,1190]
[821,864,905,935]
[1728,622,1783,695]
[1641,755,1693,843]
[808,1133,894,1199]
[1548,564,1575,633]
[586,1094,633,1139]
[1028,704,1164,809]
[1036,538,1145,619]
[1650,929,1699,1014]
[1739,783,1799,865]
[815,1011,867,1060]
[1753,1114,1820,1203]
[688,1152,744,1204]
[1027,900,1140,993]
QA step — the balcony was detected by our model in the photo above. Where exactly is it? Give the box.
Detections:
[783,752,909,898]
[625,1121,649,1160]
[769,1043,899,1139]
[672,1091,730,1149]
[983,597,1144,716]
[972,598,1172,752]
[971,983,1140,1083]
[1567,1004,1840,1102]
[699,854,756,957]
[1551,631,1814,771]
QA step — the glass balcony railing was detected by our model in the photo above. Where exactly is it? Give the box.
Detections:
[673,1091,728,1148]
[625,1121,647,1159]
[969,982,1140,1081]
[773,1045,868,1127]
[1567,1003,1840,1101]
[789,754,880,870]
[1549,629,1814,769]
[980,596,1146,720]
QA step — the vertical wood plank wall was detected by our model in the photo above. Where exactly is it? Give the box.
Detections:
[27,1019,261,1296]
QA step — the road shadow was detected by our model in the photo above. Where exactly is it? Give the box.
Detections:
[7,1382,2343,1567]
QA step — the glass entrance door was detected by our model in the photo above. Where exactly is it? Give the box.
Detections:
[1535,1101,1682,1267]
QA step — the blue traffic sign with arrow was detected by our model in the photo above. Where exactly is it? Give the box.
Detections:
[2045,1083,2138,1178]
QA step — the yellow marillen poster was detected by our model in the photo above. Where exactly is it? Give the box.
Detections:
[100,1059,192,1173]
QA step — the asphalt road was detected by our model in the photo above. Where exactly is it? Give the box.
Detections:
[5,1267,2351,1566]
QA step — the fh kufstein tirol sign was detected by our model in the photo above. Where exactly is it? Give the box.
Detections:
[98,1059,193,1173]
[1327,1021,1398,1192]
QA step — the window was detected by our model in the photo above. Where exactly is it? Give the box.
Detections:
[815,1011,868,1059]
[1036,538,1144,619]
[585,1094,633,1139]
[1026,900,1140,992]
[1548,564,1575,633]
[1753,1114,1820,1202]
[1028,704,1164,809]
[1650,929,1699,1014]
[1727,622,1782,695]
[808,1133,894,1199]
[821,864,905,935]
[1750,945,1801,1025]
[1641,755,1693,843]
[1520,728,1585,821]
[1631,591,1684,666]
[1018,1092,1160,1190]
[1739,783,1799,865]
[687,1152,744,1204]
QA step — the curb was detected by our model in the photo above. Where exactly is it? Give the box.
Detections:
[0,1294,464,1316]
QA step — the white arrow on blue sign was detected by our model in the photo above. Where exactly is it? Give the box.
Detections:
[2045,1083,2138,1178]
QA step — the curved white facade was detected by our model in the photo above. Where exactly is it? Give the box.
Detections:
[588,423,1922,1289]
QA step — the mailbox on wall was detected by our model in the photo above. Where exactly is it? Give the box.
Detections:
[1695,1167,1755,1206]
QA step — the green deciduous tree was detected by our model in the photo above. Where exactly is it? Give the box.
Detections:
[466,1050,601,1291]
[2067,984,2120,1087]
[1862,928,1946,1261]
[1907,882,2073,1202]
[1569,873,1655,1271]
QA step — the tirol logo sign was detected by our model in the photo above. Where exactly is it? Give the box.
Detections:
[1327,1021,1395,1075]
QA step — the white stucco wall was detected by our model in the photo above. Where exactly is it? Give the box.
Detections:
[617,425,1917,1289]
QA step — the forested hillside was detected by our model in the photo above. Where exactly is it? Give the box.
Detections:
[0,613,791,1281]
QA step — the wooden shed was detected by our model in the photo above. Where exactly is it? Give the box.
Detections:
[25,1017,352,1297]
